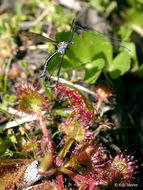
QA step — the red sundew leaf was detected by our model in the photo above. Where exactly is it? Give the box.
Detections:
[0,159,33,189]
[56,174,65,190]
[54,83,95,126]
[103,152,138,185]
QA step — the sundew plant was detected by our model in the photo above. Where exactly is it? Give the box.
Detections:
[0,81,139,189]
[0,0,143,189]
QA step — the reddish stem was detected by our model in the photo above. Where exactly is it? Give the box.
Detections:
[40,118,54,153]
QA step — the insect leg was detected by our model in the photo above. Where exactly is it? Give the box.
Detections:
[56,55,64,83]
[70,24,77,42]
[67,18,76,43]
[40,51,58,78]
[44,55,64,85]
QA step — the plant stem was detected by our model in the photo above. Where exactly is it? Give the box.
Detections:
[58,137,74,158]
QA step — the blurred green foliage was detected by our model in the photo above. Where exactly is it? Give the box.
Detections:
[0,132,17,156]
[89,0,117,17]
[0,94,16,110]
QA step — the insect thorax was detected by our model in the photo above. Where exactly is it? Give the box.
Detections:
[57,41,68,55]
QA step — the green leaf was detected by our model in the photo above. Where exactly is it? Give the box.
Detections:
[109,51,131,79]
[118,26,132,41]
[122,42,138,68]
[0,136,12,155]
[56,109,69,117]
[55,31,70,42]
[71,31,113,65]
[56,30,113,66]
[84,58,105,83]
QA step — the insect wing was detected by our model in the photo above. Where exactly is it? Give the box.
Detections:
[74,25,130,51]
[22,32,57,45]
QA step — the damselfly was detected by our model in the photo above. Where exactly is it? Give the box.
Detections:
[22,19,76,79]
[22,18,129,80]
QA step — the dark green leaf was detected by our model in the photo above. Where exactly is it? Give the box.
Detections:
[109,51,131,79]
[84,58,105,83]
